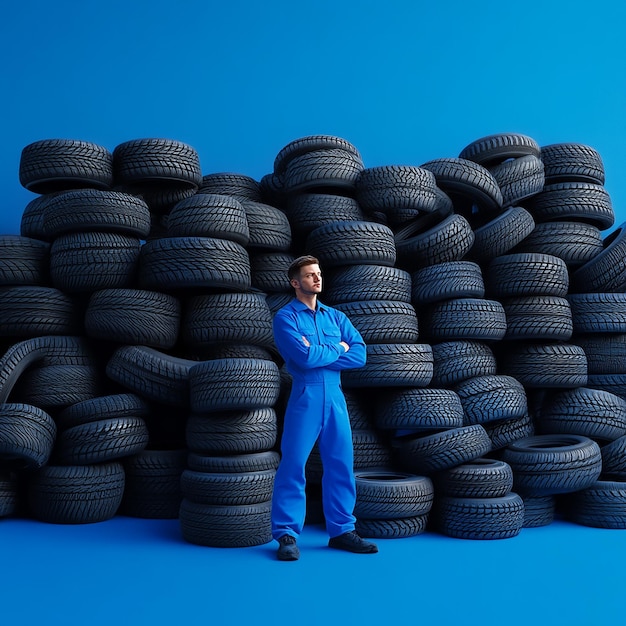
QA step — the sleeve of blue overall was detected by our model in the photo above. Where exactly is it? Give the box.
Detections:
[272,309,346,368]
[325,310,367,371]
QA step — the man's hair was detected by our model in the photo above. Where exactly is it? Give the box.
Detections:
[287,255,320,281]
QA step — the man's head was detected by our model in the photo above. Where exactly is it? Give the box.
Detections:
[288,255,322,296]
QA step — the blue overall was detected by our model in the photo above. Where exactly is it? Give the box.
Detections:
[271,298,366,540]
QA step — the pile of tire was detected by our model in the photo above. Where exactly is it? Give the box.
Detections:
[0,132,625,546]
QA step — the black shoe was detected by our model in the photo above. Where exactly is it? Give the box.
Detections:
[328,531,378,554]
[277,535,300,561]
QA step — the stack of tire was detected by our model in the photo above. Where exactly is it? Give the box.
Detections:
[3,130,626,545]
[457,135,623,529]
[376,143,528,538]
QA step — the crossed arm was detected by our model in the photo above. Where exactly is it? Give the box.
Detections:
[273,310,366,371]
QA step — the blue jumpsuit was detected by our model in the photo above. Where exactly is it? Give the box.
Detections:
[271,298,367,540]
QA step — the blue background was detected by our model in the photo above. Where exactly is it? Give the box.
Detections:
[1,0,625,235]
[2,1,626,624]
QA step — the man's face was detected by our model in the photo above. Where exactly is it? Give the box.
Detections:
[293,263,322,295]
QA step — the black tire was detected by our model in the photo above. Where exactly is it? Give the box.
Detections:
[186,451,280,473]
[484,253,569,298]
[392,424,492,475]
[536,387,626,442]
[19,139,113,193]
[121,448,186,519]
[470,206,536,263]
[0,336,96,405]
[355,166,438,225]
[273,135,362,175]
[575,334,626,375]
[182,292,274,350]
[250,252,295,294]
[54,416,149,465]
[512,221,603,268]
[286,194,365,239]
[198,173,261,202]
[527,182,614,230]
[0,236,50,286]
[179,499,272,547]
[283,149,364,194]
[56,393,150,430]
[85,288,181,349]
[587,373,626,402]
[0,403,56,470]
[568,293,626,333]
[259,172,286,208]
[353,470,434,519]
[459,133,540,165]
[502,295,573,342]
[165,193,250,246]
[563,479,626,529]
[20,194,56,241]
[50,232,141,294]
[265,292,293,317]
[189,358,280,412]
[411,261,484,305]
[600,435,626,477]
[345,390,375,430]
[341,343,433,388]
[186,409,278,455]
[306,221,396,269]
[430,340,497,387]
[375,388,464,430]
[569,223,626,293]
[41,189,151,238]
[540,143,605,185]
[11,363,103,409]
[434,458,514,498]
[420,157,503,214]
[435,493,524,540]
[497,343,588,389]
[112,138,202,188]
[500,434,602,496]
[139,236,251,292]
[489,154,545,207]
[483,414,534,451]
[454,375,528,425]
[106,345,196,407]
[0,286,79,338]
[395,213,475,270]
[355,515,428,538]
[180,469,275,506]
[132,185,197,215]
[188,343,276,362]
[28,462,125,524]
[322,265,412,304]
[333,300,419,344]
[240,200,292,252]
[423,298,507,342]
[521,495,555,527]
[0,471,18,517]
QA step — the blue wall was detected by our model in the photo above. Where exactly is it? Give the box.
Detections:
[2,0,624,234]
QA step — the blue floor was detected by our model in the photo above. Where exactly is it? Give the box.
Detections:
[1,514,622,626]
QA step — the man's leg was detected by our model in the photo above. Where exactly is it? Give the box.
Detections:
[271,386,322,542]
[318,390,357,538]
[319,389,378,554]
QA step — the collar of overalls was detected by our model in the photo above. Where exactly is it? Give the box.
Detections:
[292,299,329,314]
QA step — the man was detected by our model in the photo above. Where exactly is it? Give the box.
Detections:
[270,254,378,561]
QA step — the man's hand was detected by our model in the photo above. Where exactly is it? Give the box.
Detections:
[302,335,310,347]
[340,341,350,352]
